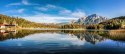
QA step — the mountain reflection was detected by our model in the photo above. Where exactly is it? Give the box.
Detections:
[0,29,125,44]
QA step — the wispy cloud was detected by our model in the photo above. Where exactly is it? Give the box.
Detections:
[6,3,21,6]
[71,9,86,18]
[37,7,48,11]
[4,8,25,14]
[46,4,57,8]
[21,4,86,23]
[59,9,72,14]
[36,4,64,11]
[5,4,85,23]
[36,4,86,18]
[59,9,86,18]
[23,13,78,23]
[6,0,39,7]
[18,9,25,13]
[22,0,30,5]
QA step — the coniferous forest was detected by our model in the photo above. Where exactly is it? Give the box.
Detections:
[61,16,125,30]
[0,14,60,28]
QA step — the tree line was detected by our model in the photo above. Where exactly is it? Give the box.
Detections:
[1,14,125,29]
[0,14,60,28]
[61,16,125,29]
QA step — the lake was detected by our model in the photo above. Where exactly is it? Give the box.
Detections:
[0,29,125,54]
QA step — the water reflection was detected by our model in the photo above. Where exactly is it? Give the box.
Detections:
[0,30,125,44]
[0,29,125,54]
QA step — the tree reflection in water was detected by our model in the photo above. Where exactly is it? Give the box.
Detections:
[0,29,125,44]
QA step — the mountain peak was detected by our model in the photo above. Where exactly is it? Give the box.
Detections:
[76,14,108,25]
[88,14,100,18]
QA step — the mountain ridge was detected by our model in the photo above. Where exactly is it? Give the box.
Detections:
[76,14,108,25]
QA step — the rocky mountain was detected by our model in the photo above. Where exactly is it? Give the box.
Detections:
[76,16,86,24]
[76,14,108,25]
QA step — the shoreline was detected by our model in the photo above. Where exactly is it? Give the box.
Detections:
[0,28,125,31]
[20,28,125,31]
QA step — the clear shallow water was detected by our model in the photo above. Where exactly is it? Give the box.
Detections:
[0,30,125,54]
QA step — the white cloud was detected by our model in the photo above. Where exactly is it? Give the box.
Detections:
[36,4,86,18]
[22,0,29,5]
[4,9,25,14]
[6,3,21,6]
[59,9,86,18]
[21,4,86,23]
[23,10,85,23]
[71,10,86,18]
[36,4,62,11]
[46,4,57,8]
[23,13,78,23]
[37,7,48,11]
[6,0,39,6]
[18,9,25,13]
[59,9,72,14]
[5,3,85,23]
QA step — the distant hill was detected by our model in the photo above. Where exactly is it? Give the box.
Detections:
[76,14,108,25]
[0,14,60,28]
[99,16,125,25]
[99,16,125,29]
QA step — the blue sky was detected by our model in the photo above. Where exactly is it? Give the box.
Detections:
[0,0,125,23]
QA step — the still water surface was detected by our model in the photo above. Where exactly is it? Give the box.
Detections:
[0,30,125,54]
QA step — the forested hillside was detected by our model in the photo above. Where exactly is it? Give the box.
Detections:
[99,16,125,29]
[86,16,125,29]
[61,16,125,29]
[0,14,60,28]
[1,14,125,29]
